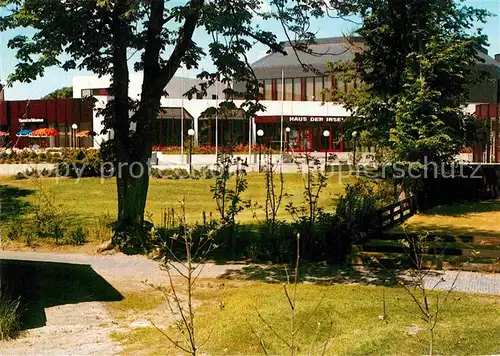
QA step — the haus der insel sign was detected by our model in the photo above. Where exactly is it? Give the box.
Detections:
[288,116,342,123]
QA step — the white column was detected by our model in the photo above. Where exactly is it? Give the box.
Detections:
[215,79,219,162]
[181,71,184,164]
[280,69,284,170]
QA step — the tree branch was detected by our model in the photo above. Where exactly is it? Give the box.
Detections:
[241,29,287,55]
[157,0,204,88]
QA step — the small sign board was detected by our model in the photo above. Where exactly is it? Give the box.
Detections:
[19,118,45,123]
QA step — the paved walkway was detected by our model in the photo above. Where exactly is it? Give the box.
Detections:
[0,250,498,355]
[0,250,498,295]
[423,270,500,295]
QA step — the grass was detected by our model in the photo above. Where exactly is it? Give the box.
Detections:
[107,280,500,355]
[0,173,348,224]
[106,287,166,323]
[0,293,22,340]
[391,199,500,237]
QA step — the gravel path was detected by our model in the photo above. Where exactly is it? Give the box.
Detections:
[0,250,498,355]
[0,250,248,356]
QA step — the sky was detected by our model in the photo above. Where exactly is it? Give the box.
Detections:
[1,0,499,101]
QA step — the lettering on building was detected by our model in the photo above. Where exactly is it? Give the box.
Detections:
[287,116,342,123]
[19,118,45,123]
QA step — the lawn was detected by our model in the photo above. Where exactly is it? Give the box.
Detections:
[108,280,500,355]
[392,199,500,237]
[0,173,350,250]
[0,173,349,224]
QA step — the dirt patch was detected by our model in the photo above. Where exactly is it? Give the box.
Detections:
[404,324,423,336]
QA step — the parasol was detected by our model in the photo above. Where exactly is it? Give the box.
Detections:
[16,129,33,137]
[75,130,97,137]
[0,131,9,136]
[30,128,60,137]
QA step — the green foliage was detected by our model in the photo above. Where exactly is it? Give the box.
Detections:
[326,0,491,164]
[89,213,114,242]
[67,224,87,245]
[30,188,64,243]
[0,293,22,340]
[41,86,73,99]
[336,180,393,242]
[0,0,322,244]
[57,149,106,178]
[211,149,250,226]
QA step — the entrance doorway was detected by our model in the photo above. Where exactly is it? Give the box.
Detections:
[314,126,343,152]
[287,126,312,151]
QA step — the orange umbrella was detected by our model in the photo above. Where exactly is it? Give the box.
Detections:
[30,128,60,137]
[76,130,96,137]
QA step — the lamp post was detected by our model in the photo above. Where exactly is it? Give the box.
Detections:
[285,127,290,152]
[71,123,78,149]
[352,130,358,167]
[257,129,264,172]
[323,129,330,172]
[188,128,195,175]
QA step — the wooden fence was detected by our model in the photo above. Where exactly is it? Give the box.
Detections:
[375,196,417,231]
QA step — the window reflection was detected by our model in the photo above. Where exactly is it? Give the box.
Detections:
[276,80,282,101]
[285,78,293,101]
[306,78,314,101]
[293,79,302,101]
[314,77,323,101]
[264,80,272,100]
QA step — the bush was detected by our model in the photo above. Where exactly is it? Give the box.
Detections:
[335,180,387,242]
[0,293,22,340]
[89,213,114,242]
[67,225,87,245]
[56,149,105,178]
[6,222,24,241]
[151,166,218,180]
[257,221,296,262]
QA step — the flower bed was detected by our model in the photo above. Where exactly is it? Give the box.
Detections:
[153,144,280,154]
[0,147,98,164]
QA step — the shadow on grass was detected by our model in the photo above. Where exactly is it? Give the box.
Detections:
[0,185,34,222]
[217,262,401,287]
[0,259,123,330]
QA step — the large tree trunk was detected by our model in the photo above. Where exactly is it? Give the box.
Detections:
[114,158,151,250]
[103,0,202,252]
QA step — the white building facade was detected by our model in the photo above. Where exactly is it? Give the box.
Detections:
[72,37,500,163]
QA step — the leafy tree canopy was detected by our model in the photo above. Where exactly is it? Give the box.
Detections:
[325,0,491,164]
[0,0,337,248]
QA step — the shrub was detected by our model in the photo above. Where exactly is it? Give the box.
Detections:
[150,167,163,178]
[0,293,22,340]
[335,181,385,242]
[89,213,114,242]
[30,188,65,243]
[56,149,105,178]
[67,225,87,245]
[6,222,24,241]
[258,220,296,262]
